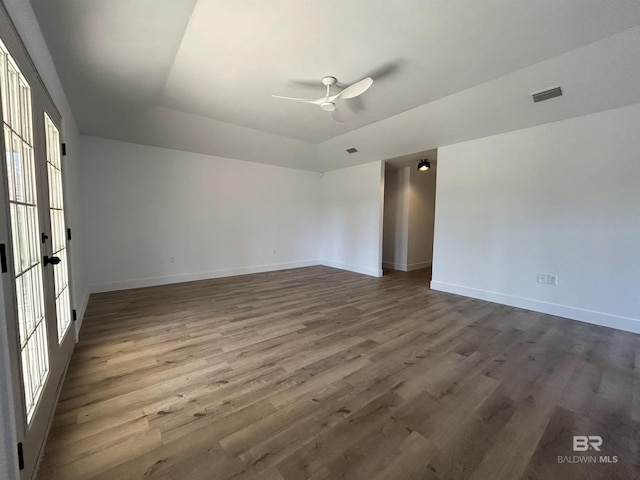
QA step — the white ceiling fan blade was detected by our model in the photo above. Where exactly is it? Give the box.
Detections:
[331,109,344,123]
[271,94,324,105]
[334,77,373,100]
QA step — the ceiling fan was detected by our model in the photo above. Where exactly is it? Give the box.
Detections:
[272,76,373,123]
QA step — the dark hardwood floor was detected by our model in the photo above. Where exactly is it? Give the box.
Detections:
[36,266,639,479]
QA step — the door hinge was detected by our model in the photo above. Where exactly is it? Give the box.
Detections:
[42,232,49,244]
[0,244,7,273]
[17,442,24,470]
[73,309,77,322]
[67,228,72,241]
[61,143,67,156]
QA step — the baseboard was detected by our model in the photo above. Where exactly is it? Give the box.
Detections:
[430,281,640,334]
[321,260,383,278]
[407,261,432,271]
[382,261,432,272]
[89,260,320,293]
[382,262,407,271]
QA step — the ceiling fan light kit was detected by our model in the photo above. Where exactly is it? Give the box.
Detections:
[418,160,431,171]
[272,75,373,123]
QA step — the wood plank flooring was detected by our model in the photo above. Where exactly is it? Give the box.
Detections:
[36,266,640,480]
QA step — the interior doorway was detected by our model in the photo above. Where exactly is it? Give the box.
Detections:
[382,149,437,283]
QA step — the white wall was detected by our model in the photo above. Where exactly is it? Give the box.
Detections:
[407,165,437,269]
[432,103,640,334]
[320,161,384,277]
[83,140,387,288]
[382,166,409,270]
[81,136,321,292]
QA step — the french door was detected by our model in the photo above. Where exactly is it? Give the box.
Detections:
[0,10,74,480]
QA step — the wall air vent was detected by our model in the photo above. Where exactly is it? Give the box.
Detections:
[345,147,358,154]
[532,86,563,103]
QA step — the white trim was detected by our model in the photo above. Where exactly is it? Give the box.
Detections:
[321,260,383,278]
[90,260,319,293]
[407,261,432,271]
[382,262,408,271]
[382,261,431,272]
[430,281,640,334]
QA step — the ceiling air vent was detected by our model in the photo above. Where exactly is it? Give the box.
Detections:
[345,147,358,154]
[532,86,563,103]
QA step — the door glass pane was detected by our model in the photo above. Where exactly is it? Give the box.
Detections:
[0,39,49,423]
[44,114,71,343]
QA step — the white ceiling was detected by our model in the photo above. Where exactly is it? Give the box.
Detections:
[30,0,640,171]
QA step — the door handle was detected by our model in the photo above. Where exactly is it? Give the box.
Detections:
[43,255,61,266]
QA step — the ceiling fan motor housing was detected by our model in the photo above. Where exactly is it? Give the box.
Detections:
[321,76,337,86]
[321,102,336,111]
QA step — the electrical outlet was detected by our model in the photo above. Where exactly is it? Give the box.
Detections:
[548,274,558,285]
[537,273,547,284]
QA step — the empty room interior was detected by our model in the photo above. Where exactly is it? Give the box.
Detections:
[1,1,640,479]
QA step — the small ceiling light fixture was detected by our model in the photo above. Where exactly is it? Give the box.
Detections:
[417,159,431,171]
